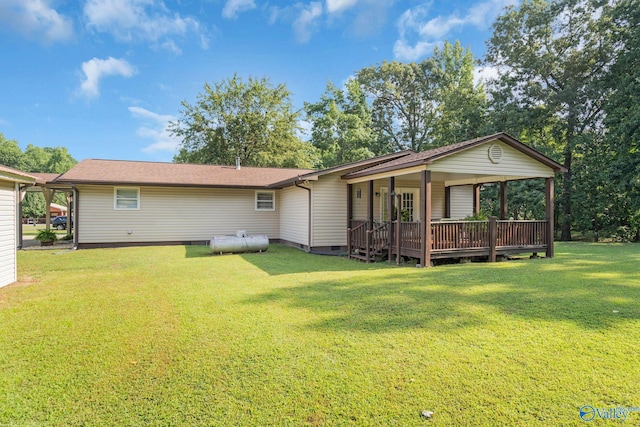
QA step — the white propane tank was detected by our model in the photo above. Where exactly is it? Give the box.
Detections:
[210,232,268,254]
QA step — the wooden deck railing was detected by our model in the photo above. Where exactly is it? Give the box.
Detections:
[497,220,547,247]
[347,221,369,253]
[368,222,389,254]
[431,221,490,250]
[349,218,549,263]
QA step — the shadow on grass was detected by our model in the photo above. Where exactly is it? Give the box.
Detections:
[184,245,212,258]
[239,244,395,275]
[244,243,640,332]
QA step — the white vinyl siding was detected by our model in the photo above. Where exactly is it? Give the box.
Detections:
[279,186,309,246]
[0,181,17,288]
[449,185,474,219]
[429,141,555,177]
[114,187,140,210]
[78,185,280,244]
[311,173,347,247]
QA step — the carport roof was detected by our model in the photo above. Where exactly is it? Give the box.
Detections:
[0,164,37,183]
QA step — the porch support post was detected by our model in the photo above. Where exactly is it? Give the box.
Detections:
[66,192,73,239]
[347,184,353,256]
[499,182,508,220]
[473,184,481,214]
[41,187,55,231]
[17,185,25,249]
[367,180,374,230]
[545,177,555,258]
[444,186,451,218]
[387,177,395,262]
[489,216,497,262]
[420,170,432,268]
[396,194,402,265]
[347,184,353,226]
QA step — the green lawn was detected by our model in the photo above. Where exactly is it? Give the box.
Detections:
[2,243,639,426]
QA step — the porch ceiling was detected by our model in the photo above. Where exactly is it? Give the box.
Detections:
[345,168,545,186]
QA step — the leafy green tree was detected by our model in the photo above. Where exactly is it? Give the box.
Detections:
[484,0,619,240]
[0,133,26,169]
[0,133,77,218]
[356,60,439,152]
[304,79,380,168]
[355,43,486,153]
[170,74,316,168]
[431,41,487,145]
[602,0,640,240]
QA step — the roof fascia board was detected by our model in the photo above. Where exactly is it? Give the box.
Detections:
[271,150,416,188]
[63,181,275,190]
[345,164,428,184]
[0,172,36,184]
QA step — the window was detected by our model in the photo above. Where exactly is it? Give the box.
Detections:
[255,191,275,211]
[114,187,140,210]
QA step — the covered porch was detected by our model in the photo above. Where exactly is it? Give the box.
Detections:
[343,134,566,267]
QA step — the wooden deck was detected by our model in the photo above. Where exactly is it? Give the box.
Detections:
[348,218,549,265]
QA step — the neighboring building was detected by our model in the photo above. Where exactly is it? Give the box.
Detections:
[41,133,566,266]
[0,165,36,288]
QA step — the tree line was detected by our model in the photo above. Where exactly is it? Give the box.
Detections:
[171,0,639,241]
[0,133,77,217]
[2,0,637,241]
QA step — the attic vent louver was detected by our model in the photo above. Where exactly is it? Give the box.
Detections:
[488,143,504,164]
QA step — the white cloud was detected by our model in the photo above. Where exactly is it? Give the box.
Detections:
[80,57,136,98]
[326,0,358,14]
[393,39,438,62]
[394,0,517,61]
[0,0,73,42]
[473,65,500,86]
[222,0,256,19]
[83,0,205,52]
[293,2,323,43]
[128,106,180,153]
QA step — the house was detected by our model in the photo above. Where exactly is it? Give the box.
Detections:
[0,164,36,288]
[39,133,566,266]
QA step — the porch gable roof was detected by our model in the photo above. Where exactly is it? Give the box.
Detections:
[341,133,567,180]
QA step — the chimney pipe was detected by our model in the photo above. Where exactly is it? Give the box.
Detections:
[235,157,241,170]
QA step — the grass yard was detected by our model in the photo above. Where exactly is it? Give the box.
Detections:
[2,243,639,426]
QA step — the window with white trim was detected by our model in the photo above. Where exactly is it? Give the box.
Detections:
[114,187,140,210]
[255,191,275,211]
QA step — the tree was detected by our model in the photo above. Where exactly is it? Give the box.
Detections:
[0,133,26,169]
[431,41,487,145]
[356,60,439,152]
[0,133,77,218]
[304,79,380,168]
[484,0,619,240]
[170,74,316,168]
[355,43,487,153]
[602,0,640,240]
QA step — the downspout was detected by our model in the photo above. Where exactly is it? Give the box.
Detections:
[294,181,312,252]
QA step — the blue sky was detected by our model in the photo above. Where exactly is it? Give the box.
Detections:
[0,0,516,163]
